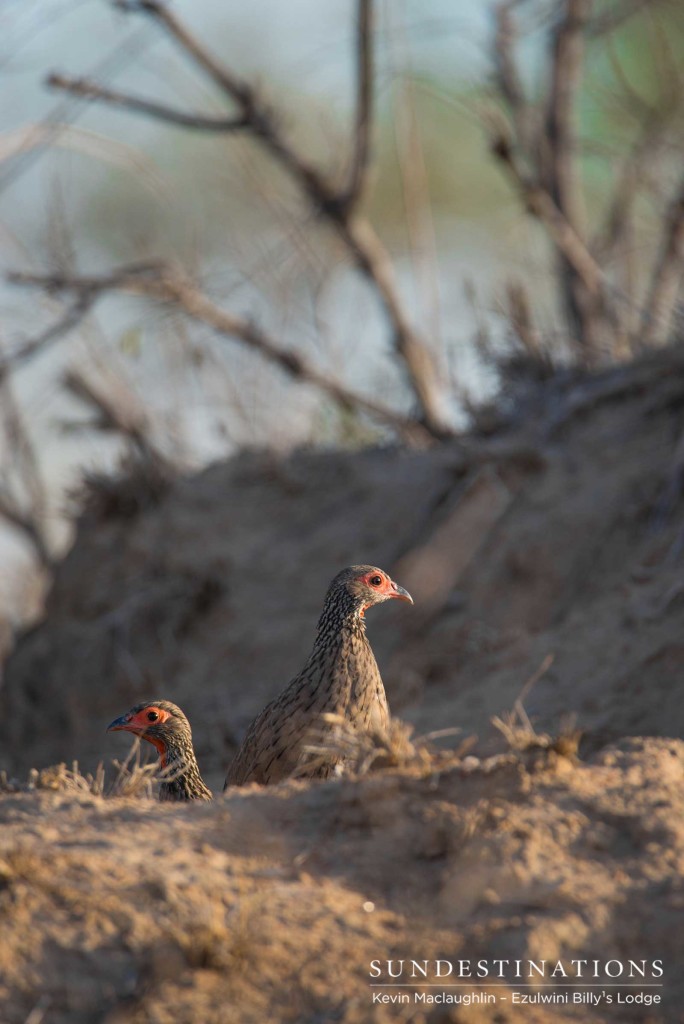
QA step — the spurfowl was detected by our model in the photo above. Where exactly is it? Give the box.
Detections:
[108,699,212,802]
[224,565,413,788]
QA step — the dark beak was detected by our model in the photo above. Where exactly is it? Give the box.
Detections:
[390,580,413,604]
[107,714,131,733]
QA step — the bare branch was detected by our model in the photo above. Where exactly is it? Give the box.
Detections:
[339,216,448,430]
[592,116,668,261]
[0,295,94,377]
[91,0,452,435]
[494,3,525,112]
[46,73,250,132]
[544,0,595,344]
[114,0,336,206]
[1,261,165,377]
[23,0,459,443]
[114,1,257,105]
[62,368,162,464]
[505,280,543,360]
[344,0,374,207]
[490,133,602,298]
[493,2,536,156]
[8,264,434,446]
[0,373,52,569]
[489,2,617,359]
[641,175,684,348]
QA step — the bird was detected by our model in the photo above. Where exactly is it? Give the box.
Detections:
[224,565,413,788]
[107,699,212,802]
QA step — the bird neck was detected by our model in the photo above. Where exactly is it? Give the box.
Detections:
[157,734,212,802]
[313,594,367,651]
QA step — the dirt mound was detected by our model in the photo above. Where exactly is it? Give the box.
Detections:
[2,350,684,786]
[0,737,681,1023]
[1,350,684,1022]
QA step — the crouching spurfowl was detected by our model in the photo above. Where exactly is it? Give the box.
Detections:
[224,565,413,788]
[108,699,212,802]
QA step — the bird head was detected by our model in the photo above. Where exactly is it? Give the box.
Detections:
[330,565,413,619]
[107,699,191,762]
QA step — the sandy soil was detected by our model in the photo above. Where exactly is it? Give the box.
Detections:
[0,738,682,1023]
[1,349,683,1022]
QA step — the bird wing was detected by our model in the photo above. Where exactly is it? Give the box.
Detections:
[224,676,315,787]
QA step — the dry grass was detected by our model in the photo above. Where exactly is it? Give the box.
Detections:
[294,713,468,779]
[0,739,162,800]
[491,656,582,762]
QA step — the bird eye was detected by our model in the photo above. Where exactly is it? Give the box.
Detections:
[369,575,383,587]
[147,711,159,722]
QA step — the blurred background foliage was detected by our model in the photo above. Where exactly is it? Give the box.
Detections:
[0,0,682,628]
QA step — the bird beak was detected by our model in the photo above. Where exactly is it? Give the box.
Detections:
[107,714,132,733]
[390,580,413,604]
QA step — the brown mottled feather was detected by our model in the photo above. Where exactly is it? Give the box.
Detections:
[224,566,411,788]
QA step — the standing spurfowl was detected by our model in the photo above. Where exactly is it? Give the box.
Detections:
[108,699,212,802]
[224,565,413,788]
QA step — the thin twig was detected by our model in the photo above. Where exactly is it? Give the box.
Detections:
[545,0,589,234]
[0,370,52,568]
[493,2,536,157]
[506,279,543,359]
[46,73,250,132]
[641,174,684,348]
[490,133,603,298]
[109,0,337,209]
[341,216,449,433]
[489,1,635,360]
[544,0,603,352]
[46,0,452,436]
[344,0,374,207]
[514,652,555,724]
[0,294,94,376]
[63,367,161,463]
[8,264,433,445]
[591,112,670,261]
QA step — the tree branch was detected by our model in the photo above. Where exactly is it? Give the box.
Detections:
[0,373,52,569]
[7,264,433,446]
[641,174,684,348]
[491,0,619,358]
[0,294,95,377]
[113,0,336,208]
[338,216,448,429]
[78,0,451,436]
[592,118,666,261]
[490,133,603,298]
[343,0,374,207]
[544,0,596,344]
[46,73,250,132]
[493,2,535,157]
[63,368,161,464]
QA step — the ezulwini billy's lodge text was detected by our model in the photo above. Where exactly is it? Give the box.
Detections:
[372,992,661,1008]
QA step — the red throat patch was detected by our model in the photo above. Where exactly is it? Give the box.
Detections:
[146,735,168,767]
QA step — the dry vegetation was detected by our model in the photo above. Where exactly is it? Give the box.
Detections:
[0,736,682,1023]
[1,340,684,1020]
[0,1,683,1021]
[1,0,683,587]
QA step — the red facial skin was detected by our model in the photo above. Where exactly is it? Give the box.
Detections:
[358,569,413,617]
[108,705,172,764]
